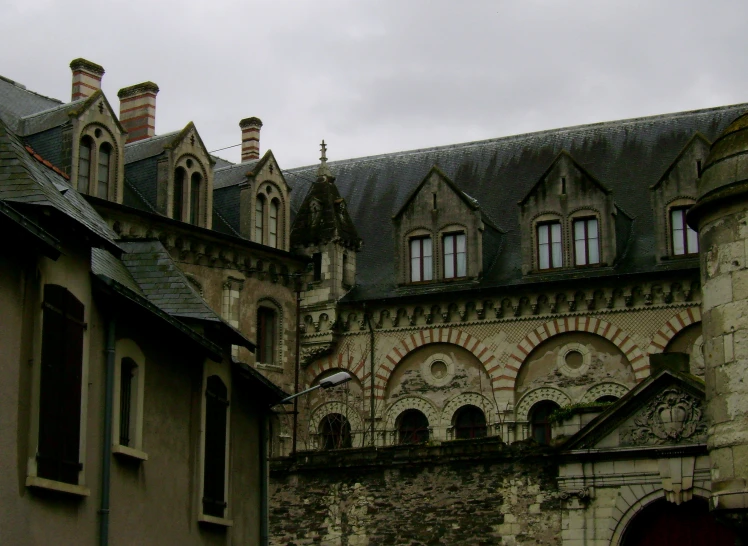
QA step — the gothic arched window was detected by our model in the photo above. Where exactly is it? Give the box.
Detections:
[173,167,186,221]
[397,409,429,445]
[269,199,279,248]
[454,405,487,439]
[97,142,111,198]
[255,195,265,243]
[190,172,202,226]
[78,136,93,193]
[319,413,352,450]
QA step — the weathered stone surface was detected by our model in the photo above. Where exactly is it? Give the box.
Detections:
[269,440,561,545]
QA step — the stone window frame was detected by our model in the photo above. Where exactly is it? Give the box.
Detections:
[384,396,439,445]
[171,154,208,227]
[111,339,148,461]
[406,227,435,283]
[666,197,698,257]
[570,211,602,267]
[533,213,565,271]
[419,352,455,387]
[438,222,469,280]
[253,180,286,249]
[197,359,233,527]
[556,342,592,378]
[26,282,92,497]
[75,122,118,200]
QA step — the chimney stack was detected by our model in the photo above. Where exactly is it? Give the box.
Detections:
[118,82,159,143]
[70,58,105,101]
[239,117,263,162]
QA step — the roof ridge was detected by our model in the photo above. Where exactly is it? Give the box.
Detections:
[287,102,748,172]
[19,99,83,122]
[0,75,64,106]
[124,129,180,149]
[214,160,257,173]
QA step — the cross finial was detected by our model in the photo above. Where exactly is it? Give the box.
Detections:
[318,139,332,178]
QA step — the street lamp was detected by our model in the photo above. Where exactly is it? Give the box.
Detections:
[276,371,353,405]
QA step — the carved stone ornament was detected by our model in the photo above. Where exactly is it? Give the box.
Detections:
[558,488,590,500]
[620,387,706,446]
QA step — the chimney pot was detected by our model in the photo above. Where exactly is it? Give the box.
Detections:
[70,58,104,101]
[118,82,160,143]
[239,117,263,162]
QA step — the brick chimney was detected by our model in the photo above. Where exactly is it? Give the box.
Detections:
[117,82,159,143]
[239,117,263,162]
[70,58,105,101]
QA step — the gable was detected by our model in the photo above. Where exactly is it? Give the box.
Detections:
[394,166,478,221]
[70,91,126,135]
[651,133,710,194]
[564,370,706,451]
[167,122,214,168]
[248,150,290,191]
[519,151,611,209]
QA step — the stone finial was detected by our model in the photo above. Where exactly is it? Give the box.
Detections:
[118,81,159,143]
[318,140,332,178]
[239,117,263,162]
[70,58,105,101]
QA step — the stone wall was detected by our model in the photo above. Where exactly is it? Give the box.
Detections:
[269,439,562,546]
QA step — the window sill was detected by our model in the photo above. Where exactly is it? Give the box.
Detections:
[112,444,149,461]
[257,363,284,373]
[26,476,90,497]
[198,514,233,527]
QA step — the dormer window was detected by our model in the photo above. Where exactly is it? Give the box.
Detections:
[269,199,279,248]
[410,236,433,282]
[537,221,562,270]
[671,206,698,255]
[255,195,265,243]
[189,172,202,225]
[443,232,466,279]
[173,168,185,221]
[573,217,600,266]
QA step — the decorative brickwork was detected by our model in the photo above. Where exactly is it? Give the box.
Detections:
[516,387,573,421]
[646,307,701,354]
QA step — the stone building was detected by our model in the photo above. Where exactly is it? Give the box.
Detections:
[4,56,748,545]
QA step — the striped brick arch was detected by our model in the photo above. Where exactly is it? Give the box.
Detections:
[307,351,367,385]
[498,317,649,392]
[375,328,498,400]
[646,307,701,355]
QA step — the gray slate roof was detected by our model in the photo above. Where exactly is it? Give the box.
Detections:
[124,130,180,164]
[0,118,119,250]
[17,100,84,136]
[0,75,62,130]
[286,104,748,300]
[214,160,259,189]
[117,239,254,349]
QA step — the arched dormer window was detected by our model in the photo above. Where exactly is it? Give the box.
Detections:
[255,195,265,244]
[572,216,600,266]
[190,172,202,226]
[78,136,94,194]
[410,236,433,282]
[173,167,186,221]
[269,199,279,248]
[97,143,112,199]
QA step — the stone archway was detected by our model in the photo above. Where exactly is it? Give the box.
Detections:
[647,308,701,355]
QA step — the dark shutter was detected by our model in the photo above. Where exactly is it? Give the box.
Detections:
[119,359,135,446]
[37,285,85,484]
[203,376,228,518]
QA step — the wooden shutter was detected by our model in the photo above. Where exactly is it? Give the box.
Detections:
[37,285,85,484]
[203,376,228,517]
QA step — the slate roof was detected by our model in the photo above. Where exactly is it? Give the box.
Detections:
[124,130,180,164]
[16,100,83,136]
[117,239,255,349]
[0,75,62,129]
[286,104,748,300]
[0,118,119,251]
[214,160,258,189]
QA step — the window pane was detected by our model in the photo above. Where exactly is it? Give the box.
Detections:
[411,257,421,282]
[551,223,562,244]
[574,220,585,241]
[456,251,466,277]
[575,238,587,265]
[552,241,563,268]
[456,233,466,253]
[687,226,699,254]
[672,209,685,255]
[422,238,433,280]
[97,145,110,198]
[174,169,185,221]
[538,224,549,245]
[539,242,550,269]
[588,235,600,264]
[444,235,454,278]
[78,139,91,193]
[255,198,264,243]
[190,173,201,226]
[269,201,278,248]
[587,218,598,239]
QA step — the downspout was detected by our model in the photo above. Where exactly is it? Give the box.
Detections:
[291,277,301,455]
[365,305,375,446]
[100,314,116,546]
[260,411,269,546]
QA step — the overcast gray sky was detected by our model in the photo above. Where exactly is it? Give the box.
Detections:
[3,0,747,168]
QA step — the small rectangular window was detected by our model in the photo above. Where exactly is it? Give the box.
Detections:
[573,218,600,266]
[203,376,228,518]
[119,359,136,447]
[78,138,92,194]
[97,144,110,199]
[410,236,433,282]
[257,307,276,365]
[537,222,562,270]
[671,207,699,255]
[443,233,467,279]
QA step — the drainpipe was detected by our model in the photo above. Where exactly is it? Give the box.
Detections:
[365,305,375,446]
[100,314,116,546]
[291,276,302,455]
[260,411,269,546]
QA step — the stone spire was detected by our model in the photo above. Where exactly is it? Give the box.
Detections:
[318,140,332,179]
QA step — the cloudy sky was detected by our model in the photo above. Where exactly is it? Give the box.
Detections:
[3,0,747,168]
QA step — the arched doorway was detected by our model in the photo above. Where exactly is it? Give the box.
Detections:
[621,498,736,546]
